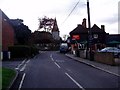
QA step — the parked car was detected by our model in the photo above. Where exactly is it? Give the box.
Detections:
[59,43,68,53]
[99,47,120,58]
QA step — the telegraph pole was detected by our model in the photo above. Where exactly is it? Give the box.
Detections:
[87,0,92,60]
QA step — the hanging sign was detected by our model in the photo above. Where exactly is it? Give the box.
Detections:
[72,35,80,40]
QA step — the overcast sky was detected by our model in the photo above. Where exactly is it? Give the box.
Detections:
[0,0,120,37]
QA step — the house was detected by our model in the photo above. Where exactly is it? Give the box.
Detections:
[0,9,15,59]
[69,18,108,52]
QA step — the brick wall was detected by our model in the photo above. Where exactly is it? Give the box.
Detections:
[2,18,14,51]
[94,52,115,65]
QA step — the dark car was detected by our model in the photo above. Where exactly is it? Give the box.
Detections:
[99,47,120,58]
[59,43,68,53]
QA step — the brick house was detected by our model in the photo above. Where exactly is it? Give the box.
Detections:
[0,9,15,59]
[69,18,108,53]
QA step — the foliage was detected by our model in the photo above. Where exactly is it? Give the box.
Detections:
[38,16,54,31]
[11,19,31,45]
[14,24,31,44]
[8,45,39,59]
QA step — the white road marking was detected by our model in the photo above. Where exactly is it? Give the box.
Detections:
[40,51,46,53]
[66,68,73,73]
[18,73,26,90]
[15,59,26,70]
[20,64,26,72]
[50,54,54,61]
[26,59,30,64]
[55,60,65,63]
[54,62,61,68]
[50,54,61,68]
[65,72,85,90]
[51,58,54,61]
[50,54,52,58]
[21,59,26,64]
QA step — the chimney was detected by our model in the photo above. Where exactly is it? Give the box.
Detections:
[82,18,86,28]
[101,25,105,31]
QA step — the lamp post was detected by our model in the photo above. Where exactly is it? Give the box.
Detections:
[87,0,92,60]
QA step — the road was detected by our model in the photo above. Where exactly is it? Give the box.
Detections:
[5,51,119,89]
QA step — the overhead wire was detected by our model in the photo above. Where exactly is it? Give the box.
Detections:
[61,0,80,26]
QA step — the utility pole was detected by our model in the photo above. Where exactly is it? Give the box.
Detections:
[87,0,92,60]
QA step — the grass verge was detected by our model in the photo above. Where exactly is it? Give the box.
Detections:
[1,67,16,90]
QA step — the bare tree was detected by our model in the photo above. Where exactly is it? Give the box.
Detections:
[38,16,55,32]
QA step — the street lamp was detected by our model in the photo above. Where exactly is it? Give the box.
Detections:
[87,0,92,60]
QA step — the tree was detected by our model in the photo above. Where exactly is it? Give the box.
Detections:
[11,19,31,45]
[38,16,54,32]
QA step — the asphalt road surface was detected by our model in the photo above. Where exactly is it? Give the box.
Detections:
[8,51,119,89]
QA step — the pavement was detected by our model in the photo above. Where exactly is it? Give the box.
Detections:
[65,53,120,77]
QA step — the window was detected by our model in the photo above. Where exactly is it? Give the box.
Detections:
[93,34,98,39]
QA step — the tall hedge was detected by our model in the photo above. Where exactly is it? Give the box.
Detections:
[8,45,39,59]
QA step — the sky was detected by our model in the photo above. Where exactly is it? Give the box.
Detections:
[0,0,120,38]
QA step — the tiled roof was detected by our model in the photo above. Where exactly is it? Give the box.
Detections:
[52,18,59,32]
[70,24,106,35]
[91,24,104,33]
[70,24,87,35]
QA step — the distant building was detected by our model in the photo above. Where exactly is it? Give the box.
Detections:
[69,18,108,51]
[38,17,60,41]
[51,18,60,40]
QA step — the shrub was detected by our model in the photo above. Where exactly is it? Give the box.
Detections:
[8,45,39,59]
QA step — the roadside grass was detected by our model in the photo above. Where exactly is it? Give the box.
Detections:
[1,67,16,90]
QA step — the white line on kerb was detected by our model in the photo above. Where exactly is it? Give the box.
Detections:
[18,73,26,90]
[26,59,30,63]
[22,59,26,64]
[15,59,26,70]
[54,62,61,68]
[20,64,26,72]
[65,72,85,90]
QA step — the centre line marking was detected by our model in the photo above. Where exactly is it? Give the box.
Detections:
[50,54,54,61]
[51,57,54,61]
[54,62,61,68]
[18,73,26,90]
[65,72,85,90]
[50,54,52,58]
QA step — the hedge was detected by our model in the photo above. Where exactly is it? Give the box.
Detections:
[8,45,39,59]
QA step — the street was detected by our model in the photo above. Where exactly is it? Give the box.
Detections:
[3,51,119,89]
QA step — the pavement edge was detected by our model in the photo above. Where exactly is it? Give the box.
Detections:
[65,54,120,77]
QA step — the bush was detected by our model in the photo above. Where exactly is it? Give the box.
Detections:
[8,45,39,59]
